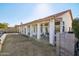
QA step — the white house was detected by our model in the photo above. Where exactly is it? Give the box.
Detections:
[16,10,73,46]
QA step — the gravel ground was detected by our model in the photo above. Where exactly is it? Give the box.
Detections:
[0,33,56,56]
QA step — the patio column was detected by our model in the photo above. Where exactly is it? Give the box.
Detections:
[49,18,55,45]
[30,25,33,37]
[60,21,64,33]
[25,26,28,35]
[37,23,41,39]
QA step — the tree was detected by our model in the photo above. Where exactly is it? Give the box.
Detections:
[0,23,8,29]
[72,17,79,39]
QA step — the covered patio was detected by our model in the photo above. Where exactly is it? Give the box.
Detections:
[17,10,72,46]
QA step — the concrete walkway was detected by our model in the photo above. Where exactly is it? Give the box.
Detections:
[0,33,56,56]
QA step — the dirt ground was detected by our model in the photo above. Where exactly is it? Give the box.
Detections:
[0,33,56,56]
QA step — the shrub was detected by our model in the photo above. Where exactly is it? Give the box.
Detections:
[72,18,79,39]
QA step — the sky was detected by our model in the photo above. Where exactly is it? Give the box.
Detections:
[0,3,79,27]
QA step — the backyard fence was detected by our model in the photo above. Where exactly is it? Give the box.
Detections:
[0,33,7,51]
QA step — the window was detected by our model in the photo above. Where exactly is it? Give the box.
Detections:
[55,22,60,32]
[62,21,65,32]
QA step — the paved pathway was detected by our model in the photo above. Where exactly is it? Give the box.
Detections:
[0,33,56,56]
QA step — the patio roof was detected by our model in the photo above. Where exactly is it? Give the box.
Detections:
[16,9,73,27]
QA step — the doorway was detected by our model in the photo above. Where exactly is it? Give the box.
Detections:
[54,21,60,46]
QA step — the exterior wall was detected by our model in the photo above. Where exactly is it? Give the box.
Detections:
[62,12,72,32]
[56,11,72,33]
[17,10,73,46]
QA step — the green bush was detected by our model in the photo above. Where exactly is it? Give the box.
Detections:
[0,23,8,29]
[72,18,79,39]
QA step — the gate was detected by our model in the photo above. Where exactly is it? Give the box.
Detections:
[56,32,75,56]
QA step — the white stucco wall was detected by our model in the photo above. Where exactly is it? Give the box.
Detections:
[57,11,72,32]
[62,12,72,32]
